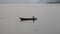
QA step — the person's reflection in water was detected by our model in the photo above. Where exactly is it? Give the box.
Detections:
[34,28,38,32]
[1,16,4,20]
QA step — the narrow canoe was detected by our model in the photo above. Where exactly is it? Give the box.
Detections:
[20,18,37,20]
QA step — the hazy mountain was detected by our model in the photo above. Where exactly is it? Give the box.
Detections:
[0,0,60,4]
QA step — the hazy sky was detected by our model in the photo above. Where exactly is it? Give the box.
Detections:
[0,0,60,4]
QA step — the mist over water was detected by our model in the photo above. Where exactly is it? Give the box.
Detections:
[0,0,60,4]
[0,4,60,34]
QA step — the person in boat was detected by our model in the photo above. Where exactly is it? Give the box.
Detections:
[33,16,34,19]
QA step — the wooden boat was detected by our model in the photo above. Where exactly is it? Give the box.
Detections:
[19,16,37,21]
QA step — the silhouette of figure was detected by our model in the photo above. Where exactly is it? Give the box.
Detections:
[33,16,34,19]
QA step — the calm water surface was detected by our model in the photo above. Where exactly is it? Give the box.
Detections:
[0,4,60,34]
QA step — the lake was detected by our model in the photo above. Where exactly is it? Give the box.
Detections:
[0,4,60,34]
